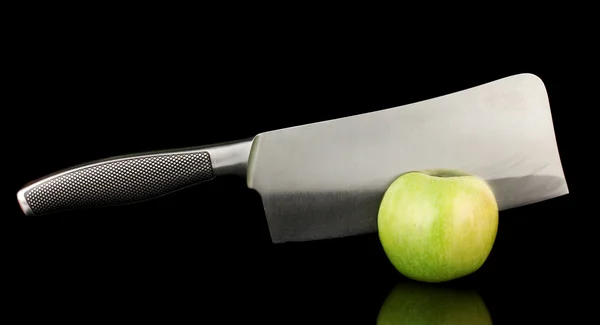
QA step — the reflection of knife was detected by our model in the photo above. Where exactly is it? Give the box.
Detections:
[17,73,568,243]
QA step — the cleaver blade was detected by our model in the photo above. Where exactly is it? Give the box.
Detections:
[247,73,568,243]
[17,73,568,243]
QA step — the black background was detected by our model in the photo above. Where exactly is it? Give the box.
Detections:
[6,19,593,323]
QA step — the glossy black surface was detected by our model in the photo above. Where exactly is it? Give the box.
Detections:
[8,31,590,323]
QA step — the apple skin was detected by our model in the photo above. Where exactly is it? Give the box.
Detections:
[378,169,498,283]
[376,281,492,325]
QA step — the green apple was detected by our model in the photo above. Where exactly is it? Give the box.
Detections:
[377,281,492,325]
[378,169,498,282]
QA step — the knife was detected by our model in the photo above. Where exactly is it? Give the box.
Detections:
[17,73,568,243]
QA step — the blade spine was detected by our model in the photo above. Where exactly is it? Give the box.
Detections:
[254,73,537,138]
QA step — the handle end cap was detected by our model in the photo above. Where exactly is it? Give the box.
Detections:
[17,188,35,217]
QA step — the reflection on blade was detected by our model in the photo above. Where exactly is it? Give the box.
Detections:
[261,174,567,243]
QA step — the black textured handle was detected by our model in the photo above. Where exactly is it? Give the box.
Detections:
[19,151,214,216]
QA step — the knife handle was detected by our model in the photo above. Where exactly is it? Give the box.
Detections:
[17,139,253,217]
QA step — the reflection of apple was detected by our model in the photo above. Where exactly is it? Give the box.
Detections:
[378,170,498,282]
[377,281,492,324]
